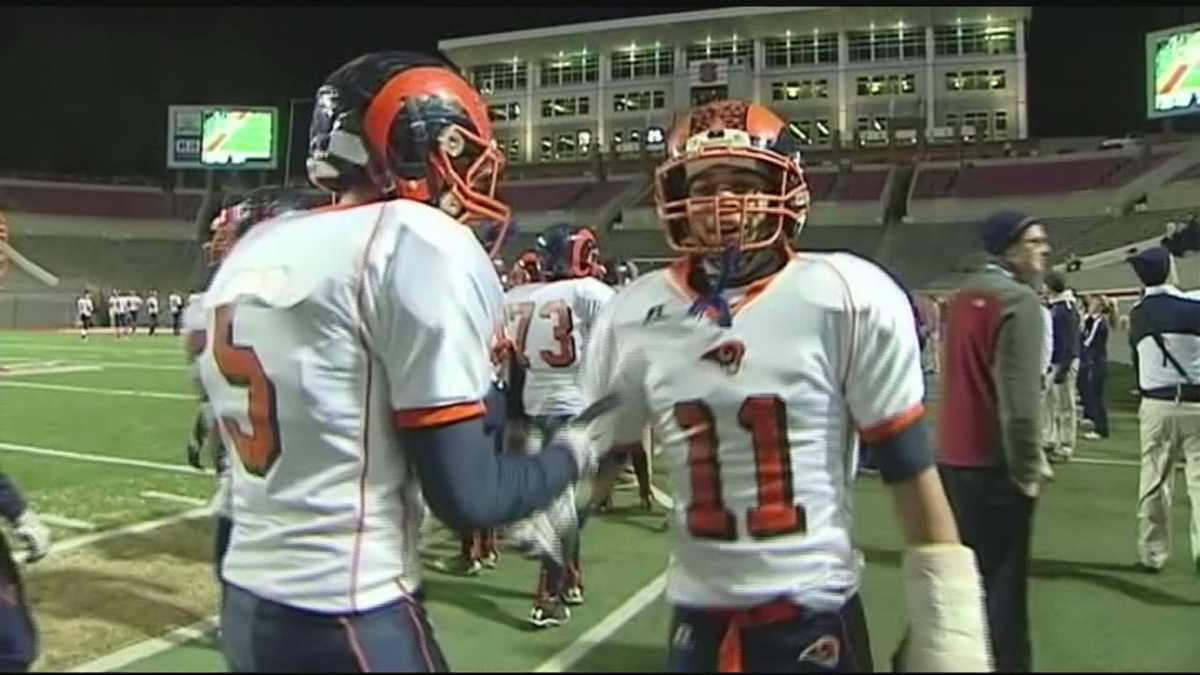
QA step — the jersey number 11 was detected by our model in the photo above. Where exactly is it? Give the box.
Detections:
[675,395,806,541]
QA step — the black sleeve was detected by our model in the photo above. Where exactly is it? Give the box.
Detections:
[401,415,578,531]
[506,358,527,421]
[0,474,28,523]
[481,380,507,436]
[872,418,935,485]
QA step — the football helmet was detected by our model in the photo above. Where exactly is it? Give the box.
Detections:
[205,186,325,268]
[306,51,511,252]
[535,224,599,280]
[509,249,542,287]
[654,99,809,255]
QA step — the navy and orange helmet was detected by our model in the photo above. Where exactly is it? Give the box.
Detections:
[205,186,325,269]
[508,249,542,287]
[654,100,809,255]
[306,51,511,255]
[535,224,600,281]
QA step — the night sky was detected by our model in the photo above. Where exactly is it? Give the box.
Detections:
[3,5,1199,179]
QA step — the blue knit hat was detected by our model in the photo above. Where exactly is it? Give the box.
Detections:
[981,210,1041,256]
[1127,246,1171,286]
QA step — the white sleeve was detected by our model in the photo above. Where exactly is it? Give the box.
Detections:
[372,231,503,430]
[839,259,926,444]
[582,302,650,450]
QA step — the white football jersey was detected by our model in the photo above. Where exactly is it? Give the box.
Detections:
[107,297,118,315]
[130,295,143,312]
[195,199,504,613]
[583,253,925,611]
[77,298,93,317]
[504,277,615,417]
[147,296,159,314]
[170,294,183,312]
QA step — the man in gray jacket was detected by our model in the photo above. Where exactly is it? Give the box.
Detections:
[938,210,1053,672]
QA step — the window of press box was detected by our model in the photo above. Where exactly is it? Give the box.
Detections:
[646,127,665,146]
[577,130,592,155]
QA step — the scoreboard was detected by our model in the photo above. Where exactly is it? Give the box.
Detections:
[167,105,279,170]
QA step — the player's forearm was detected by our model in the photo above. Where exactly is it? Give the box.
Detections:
[405,416,578,530]
[887,467,961,547]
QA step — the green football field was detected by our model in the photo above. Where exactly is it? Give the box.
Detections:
[1,330,1199,671]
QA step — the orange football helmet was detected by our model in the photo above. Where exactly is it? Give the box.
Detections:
[654,99,809,255]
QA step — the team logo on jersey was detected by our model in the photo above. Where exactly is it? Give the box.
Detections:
[797,635,841,669]
[702,340,746,375]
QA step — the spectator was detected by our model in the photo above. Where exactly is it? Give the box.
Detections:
[1081,295,1114,441]
[1044,272,1081,463]
[939,210,1052,672]
[1126,247,1200,573]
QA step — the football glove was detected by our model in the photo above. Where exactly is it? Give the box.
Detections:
[505,484,579,566]
[15,510,50,563]
[894,544,992,672]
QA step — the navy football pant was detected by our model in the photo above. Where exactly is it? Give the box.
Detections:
[666,594,872,673]
[221,584,448,673]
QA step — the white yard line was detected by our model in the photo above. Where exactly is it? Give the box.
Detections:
[0,441,213,476]
[534,572,668,673]
[1071,455,1139,468]
[0,365,102,377]
[40,514,97,531]
[69,615,219,673]
[0,380,193,400]
[141,491,208,507]
[26,506,211,564]
[0,343,183,357]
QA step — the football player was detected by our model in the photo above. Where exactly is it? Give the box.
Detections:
[200,52,595,672]
[146,290,160,336]
[185,186,326,590]
[580,99,991,672]
[77,290,94,340]
[502,223,615,627]
[0,248,51,670]
[169,291,184,336]
[128,290,143,334]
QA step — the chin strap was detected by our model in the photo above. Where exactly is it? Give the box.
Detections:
[688,247,738,328]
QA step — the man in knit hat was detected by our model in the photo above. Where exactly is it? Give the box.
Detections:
[1126,246,1200,574]
[938,209,1052,672]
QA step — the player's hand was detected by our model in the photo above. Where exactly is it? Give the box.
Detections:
[186,442,203,470]
[15,510,51,564]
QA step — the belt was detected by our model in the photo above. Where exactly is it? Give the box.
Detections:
[1142,384,1200,402]
[705,598,806,672]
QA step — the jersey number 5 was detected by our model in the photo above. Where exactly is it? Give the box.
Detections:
[213,304,281,477]
[675,395,805,541]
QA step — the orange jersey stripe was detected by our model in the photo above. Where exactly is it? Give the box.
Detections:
[393,401,486,430]
[859,403,925,444]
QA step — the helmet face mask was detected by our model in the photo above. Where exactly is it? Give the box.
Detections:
[306,52,512,256]
[655,100,809,256]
